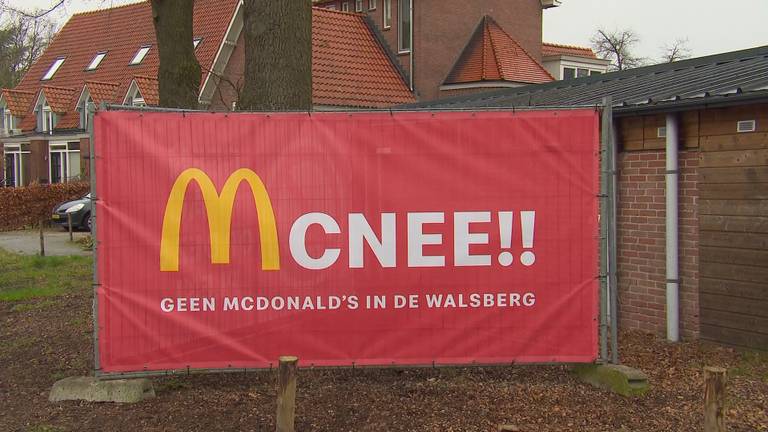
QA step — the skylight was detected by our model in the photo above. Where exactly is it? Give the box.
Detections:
[130,46,151,65]
[86,52,107,71]
[193,37,203,49]
[41,57,66,80]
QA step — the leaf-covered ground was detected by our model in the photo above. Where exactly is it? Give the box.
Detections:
[0,251,765,431]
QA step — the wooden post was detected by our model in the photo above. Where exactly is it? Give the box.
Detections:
[67,213,74,242]
[39,217,45,257]
[704,366,727,432]
[275,356,298,432]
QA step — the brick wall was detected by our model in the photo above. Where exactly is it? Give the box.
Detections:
[617,149,699,339]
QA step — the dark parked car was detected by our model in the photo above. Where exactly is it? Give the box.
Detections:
[52,193,92,231]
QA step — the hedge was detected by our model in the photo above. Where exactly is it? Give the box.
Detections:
[0,182,90,231]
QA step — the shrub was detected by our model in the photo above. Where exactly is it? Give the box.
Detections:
[0,182,90,231]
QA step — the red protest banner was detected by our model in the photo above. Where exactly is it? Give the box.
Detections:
[94,110,599,373]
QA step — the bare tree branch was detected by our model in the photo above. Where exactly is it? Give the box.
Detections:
[591,28,646,71]
[660,38,692,63]
[1,0,66,19]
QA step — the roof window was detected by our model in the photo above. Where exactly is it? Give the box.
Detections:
[130,46,151,65]
[86,52,107,71]
[41,57,66,80]
[193,37,203,49]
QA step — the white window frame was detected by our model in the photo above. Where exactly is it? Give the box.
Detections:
[41,105,54,133]
[355,0,363,12]
[397,0,412,53]
[369,0,377,10]
[81,95,94,130]
[3,144,29,187]
[130,45,151,65]
[42,57,66,80]
[48,141,81,184]
[341,2,350,11]
[3,109,14,135]
[383,0,391,28]
[86,52,107,71]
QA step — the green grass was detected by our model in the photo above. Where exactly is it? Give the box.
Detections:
[731,350,768,383]
[0,250,92,302]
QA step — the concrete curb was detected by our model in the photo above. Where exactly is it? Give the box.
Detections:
[49,376,155,403]
[573,364,650,397]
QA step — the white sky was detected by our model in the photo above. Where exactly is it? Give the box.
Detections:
[542,0,768,61]
[9,0,768,62]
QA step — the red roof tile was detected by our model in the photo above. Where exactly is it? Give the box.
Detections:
[1,89,36,116]
[15,0,238,100]
[133,75,159,106]
[18,111,37,132]
[54,112,81,130]
[84,81,121,105]
[542,43,597,59]
[312,8,415,107]
[40,86,78,112]
[445,16,553,86]
[5,0,413,133]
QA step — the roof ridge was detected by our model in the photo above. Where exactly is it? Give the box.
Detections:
[485,16,554,81]
[312,6,366,17]
[84,80,120,86]
[483,17,503,81]
[543,41,593,51]
[41,85,77,92]
[2,88,36,95]
[71,0,147,18]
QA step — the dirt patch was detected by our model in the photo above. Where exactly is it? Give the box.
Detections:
[1,257,766,431]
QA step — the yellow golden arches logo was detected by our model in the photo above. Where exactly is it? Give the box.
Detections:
[159,168,280,272]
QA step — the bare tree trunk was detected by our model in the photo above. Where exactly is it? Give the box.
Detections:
[240,0,312,111]
[151,0,201,109]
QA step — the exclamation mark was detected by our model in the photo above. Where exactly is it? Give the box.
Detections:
[520,211,536,266]
[498,211,514,266]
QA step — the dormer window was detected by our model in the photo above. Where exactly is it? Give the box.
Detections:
[130,46,151,65]
[86,52,107,71]
[193,37,203,49]
[42,57,66,80]
[42,105,54,133]
[79,92,94,130]
[35,94,56,133]
[2,105,15,135]
[124,82,146,107]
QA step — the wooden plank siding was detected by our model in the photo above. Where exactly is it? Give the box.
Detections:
[698,103,768,350]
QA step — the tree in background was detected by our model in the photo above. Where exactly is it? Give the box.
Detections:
[661,38,692,63]
[239,0,312,111]
[150,0,201,109]
[591,28,645,71]
[0,12,56,89]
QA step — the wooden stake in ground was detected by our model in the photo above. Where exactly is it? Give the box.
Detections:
[39,217,45,256]
[704,366,727,432]
[276,356,298,432]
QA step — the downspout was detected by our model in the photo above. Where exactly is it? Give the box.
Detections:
[665,114,680,342]
[409,0,414,91]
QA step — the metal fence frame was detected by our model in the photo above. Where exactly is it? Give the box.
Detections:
[88,103,618,379]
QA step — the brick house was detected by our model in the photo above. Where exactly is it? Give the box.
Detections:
[313,0,601,99]
[0,0,414,187]
[413,45,768,350]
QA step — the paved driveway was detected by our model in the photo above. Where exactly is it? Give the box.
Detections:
[0,229,92,256]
